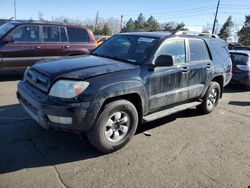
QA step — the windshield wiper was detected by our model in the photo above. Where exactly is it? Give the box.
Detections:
[92,53,111,59]
[92,53,136,64]
[109,56,136,64]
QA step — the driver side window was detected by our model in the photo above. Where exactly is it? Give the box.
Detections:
[155,38,186,65]
[9,25,39,42]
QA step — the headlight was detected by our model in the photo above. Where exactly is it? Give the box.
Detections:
[49,80,89,98]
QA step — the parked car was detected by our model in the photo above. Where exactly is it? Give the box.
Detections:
[17,32,232,153]
[229,50,250,90]
[95,35,111,46]
[0,20,96,71]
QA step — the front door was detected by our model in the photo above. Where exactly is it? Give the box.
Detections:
[1,25,41,69]
[147,38,189,111]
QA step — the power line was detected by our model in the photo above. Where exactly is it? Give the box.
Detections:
[100,5,216,18]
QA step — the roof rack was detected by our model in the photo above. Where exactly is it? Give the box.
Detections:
[13,19,84,26]
[173,30,219,38]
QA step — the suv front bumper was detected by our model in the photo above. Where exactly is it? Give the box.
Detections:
[17,81,100,132]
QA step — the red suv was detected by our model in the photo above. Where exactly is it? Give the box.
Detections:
[0,20,96,71]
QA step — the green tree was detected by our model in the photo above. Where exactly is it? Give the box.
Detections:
[123,18,135,32]
[218,16,233,41]
[102,23,112,35]
[135,13,146,30]
[164,23,174,31]
[94,25,103,35]
[163,22,186,32]
[238,15,250,46]
[146,16,160,31]
[175,22,186,31]
[85,25,95,32]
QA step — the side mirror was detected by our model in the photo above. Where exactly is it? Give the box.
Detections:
[2,35,15,43]
[154,55,174,67]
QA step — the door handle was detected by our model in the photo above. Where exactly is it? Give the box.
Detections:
[32,46,41,49]
[62,45,69,49]
[206,63,211,68]
[182,66,189,72]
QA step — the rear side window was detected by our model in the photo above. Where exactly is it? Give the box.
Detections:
[155,38,186,65]
[43,26,60,42]
[10,25,39,42]
[230,53,249,65]
[203,42,211,60]
[67,27,89,42]
[189,39,205,61]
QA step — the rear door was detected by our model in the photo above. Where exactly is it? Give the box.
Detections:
[1,25,41,68]
[39,26,69,60]
[186,38,212,99]
[67,27,95,54]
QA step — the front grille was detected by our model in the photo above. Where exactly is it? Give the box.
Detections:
[25,69,50,93]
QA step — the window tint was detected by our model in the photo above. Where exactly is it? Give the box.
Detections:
[155,39,186,65]
[67,27,89,42]
[10,25,39,42]
[60,27,68,42]
[189,39,205,61]
[43,26,60,42]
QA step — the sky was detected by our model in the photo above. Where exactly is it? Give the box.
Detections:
[0,0,249,28]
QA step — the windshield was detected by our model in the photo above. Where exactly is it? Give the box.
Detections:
[92,35,159,65]
[0,22,15,38]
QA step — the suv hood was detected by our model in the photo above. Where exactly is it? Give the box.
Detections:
[32,55,137,79]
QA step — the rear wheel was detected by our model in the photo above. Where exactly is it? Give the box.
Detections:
[197,82,221,114]
[87,100,138,153]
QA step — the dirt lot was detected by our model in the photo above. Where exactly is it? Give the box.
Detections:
[0,77,249,188]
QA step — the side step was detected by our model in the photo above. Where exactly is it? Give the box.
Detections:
[143,101,202,122]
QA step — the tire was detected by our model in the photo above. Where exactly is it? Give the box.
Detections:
[87,100,138,153]
[197,82,221,114]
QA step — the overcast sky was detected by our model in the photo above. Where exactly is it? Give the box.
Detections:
[0,0,249,27]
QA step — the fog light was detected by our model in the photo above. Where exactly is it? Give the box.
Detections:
[47,115,72,125]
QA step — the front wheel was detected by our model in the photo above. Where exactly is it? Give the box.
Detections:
[197,82,221,114]
[87,100,138,153]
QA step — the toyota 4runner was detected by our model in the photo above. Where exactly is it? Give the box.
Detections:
[17,32,232,153]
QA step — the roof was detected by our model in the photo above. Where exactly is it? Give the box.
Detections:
[229,50,250,55]
[9,20,82,27]
[120,31,224,41]
[120,32,171,38]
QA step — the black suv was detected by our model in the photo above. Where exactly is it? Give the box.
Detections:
[17,32,232,153]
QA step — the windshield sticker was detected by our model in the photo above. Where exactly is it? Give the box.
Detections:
[138,37,155,43]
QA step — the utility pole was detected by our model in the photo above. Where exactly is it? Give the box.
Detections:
[212,0,220,34]
[14,0,16,20]
[120,15,124,32]
[95,11,99,31]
